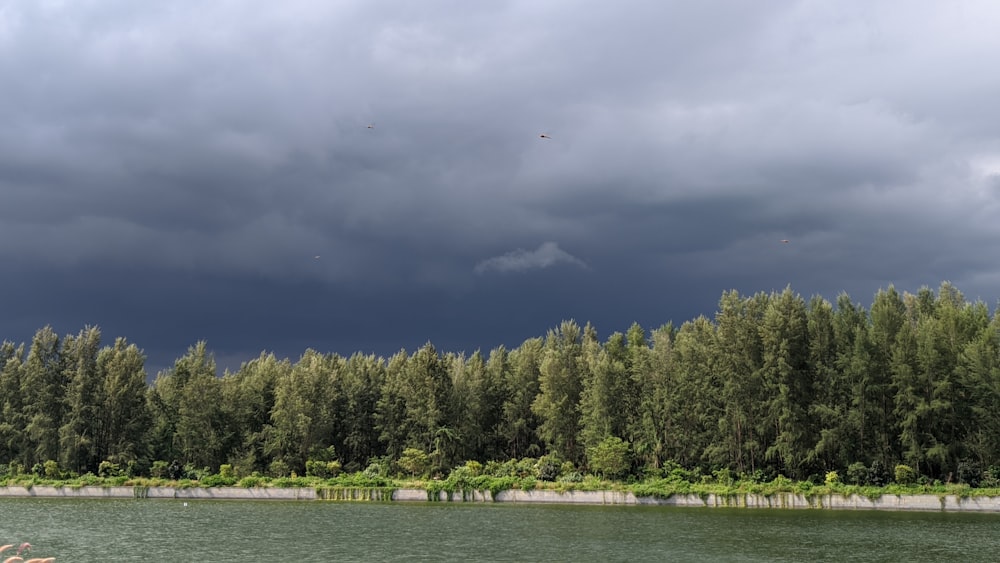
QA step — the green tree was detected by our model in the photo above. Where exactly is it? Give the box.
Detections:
[808,295,850,471]
[58,326,103,474]
[339,353,385,470]
[499,338,543,459]
[868,286,907,469]
[670,317,718,471]
[579,332,629,451]
[397,447,430,477]
[713,291,767,475]
[96,338,149,467]
[532,321,585,463]
[374,350,411,460]
[266,349,342,474]
[958,312,1000,469]
[759,287,814,479]
[146,341,221,467]
[221,352,287,475]
[20,326,65,467]
[629,323,672,470]
[0,342,27,466]
[586,435,631,480]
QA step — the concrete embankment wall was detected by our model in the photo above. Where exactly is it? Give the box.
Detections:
[0,485,317,500]
[2,486,999,512]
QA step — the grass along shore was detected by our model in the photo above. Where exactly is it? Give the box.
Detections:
[2,470,999,507]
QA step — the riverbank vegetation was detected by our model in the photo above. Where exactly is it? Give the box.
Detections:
[3,282,1000,495]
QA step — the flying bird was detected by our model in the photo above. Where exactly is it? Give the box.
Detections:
[367,123,375,129]
[779,239,790,244]
[539,133,551,139]
[314,255,321,260]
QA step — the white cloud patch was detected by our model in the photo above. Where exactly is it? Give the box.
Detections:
[474,242,587,275]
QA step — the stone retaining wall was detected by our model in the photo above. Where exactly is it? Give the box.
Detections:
[2,485,998,512]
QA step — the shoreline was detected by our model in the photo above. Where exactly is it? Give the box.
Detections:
[2,485,999,512]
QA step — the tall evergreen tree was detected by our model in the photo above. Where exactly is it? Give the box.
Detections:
[0,342,27,467]
[759,288,814,479]
[59,326,103,474]
[868,286,907,469]
[532,321,585,463]
[146,341,218,466]
[499,338,543,459]
[340,353,385,470]
[96,338,149,467]
[266,350,342,474]
[714,291,767,475]
[21,326,65,467]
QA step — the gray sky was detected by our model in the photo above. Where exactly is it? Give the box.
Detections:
[2,0,999,374]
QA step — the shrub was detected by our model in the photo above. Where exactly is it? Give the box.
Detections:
[867,461,889,487]
[464,460,483,476]
[397,448,430,478]
[558,471,584,483]
[200,473,237,487]
[846,462,868,486]
[362,455,392,479]
[771,475,793,490]
[825,471,841,486]
[586,437,631,480]
[43,460,61,479]
[269,459,291,478]
[536,455,561,481]
[712,468,735,486]
[515,458,539,478]
[238,475,265,488]
[894,464,917,485]
[305,460,343,479]
[981,466,1000,488]
[99,461,123,478]
[956,460,982,487]
[150,461,170,479]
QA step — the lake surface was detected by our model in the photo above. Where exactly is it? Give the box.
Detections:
[2,498,999,562]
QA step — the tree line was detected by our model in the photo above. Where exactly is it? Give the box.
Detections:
[2,281,999,485]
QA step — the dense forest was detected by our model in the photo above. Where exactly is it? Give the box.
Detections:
[2,282,999,486]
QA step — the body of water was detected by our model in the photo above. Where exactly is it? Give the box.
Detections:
[2,498,999,562]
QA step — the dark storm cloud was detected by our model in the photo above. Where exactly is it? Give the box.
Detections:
[2,0,1000,371]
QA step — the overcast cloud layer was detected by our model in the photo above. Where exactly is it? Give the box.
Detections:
[2,1,1000,374]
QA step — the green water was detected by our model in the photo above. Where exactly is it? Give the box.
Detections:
[2,498,999,562]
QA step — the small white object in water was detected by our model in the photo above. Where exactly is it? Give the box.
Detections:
[183,502,188,507]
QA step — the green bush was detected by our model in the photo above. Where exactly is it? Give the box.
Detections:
[200,473,238,487]
[397,448,430,478]
[238,475,265,488]
[558,471,584,483]
[306,459,343,479]
[98,460,123,478]
[713,468,735,486]
[825,471,841,486]
[846,462,868,486]
[771,475,793,490]
[516,458,539,478]
[269,459,291,478]
[536,455,561,481]
[150,461,170,479]
[894,464,917,485]
[587,437,631,480]
[43,460,61,479]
